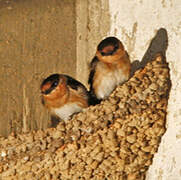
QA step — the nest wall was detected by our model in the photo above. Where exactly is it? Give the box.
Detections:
[0,54,170,179]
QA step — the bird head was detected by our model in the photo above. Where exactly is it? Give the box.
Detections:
[96,36,125,64]
[40,74,68,100]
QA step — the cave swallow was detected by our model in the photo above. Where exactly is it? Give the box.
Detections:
[88,36,131,103]
[41,74,89,121]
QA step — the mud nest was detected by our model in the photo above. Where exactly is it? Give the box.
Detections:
[0,54,170,180]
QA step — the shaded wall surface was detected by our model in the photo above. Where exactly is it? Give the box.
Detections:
[0,0,76,136]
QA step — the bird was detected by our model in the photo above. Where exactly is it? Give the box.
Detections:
[88,36,131,103]
[40,73,90,122]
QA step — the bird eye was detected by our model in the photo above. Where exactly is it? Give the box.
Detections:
[114,44,119,50]
[52,81,58,87]
[101,52,105,56]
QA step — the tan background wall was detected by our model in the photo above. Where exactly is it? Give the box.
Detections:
[0,0,76,136]
[0,0,110,136]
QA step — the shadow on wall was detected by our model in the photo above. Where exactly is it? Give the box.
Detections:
[131,28,168,75]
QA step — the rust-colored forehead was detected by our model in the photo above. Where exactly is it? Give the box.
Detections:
[101,45,115,53]
[40,73,60,94]
[41,82,52,92]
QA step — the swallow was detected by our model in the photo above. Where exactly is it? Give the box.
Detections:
[40,74,89,121]
[88,36,131,103]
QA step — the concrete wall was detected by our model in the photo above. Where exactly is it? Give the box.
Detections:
[107,0,181,179]
[76,0,111,86]
[76,0,181,179]
[0,0,76,136]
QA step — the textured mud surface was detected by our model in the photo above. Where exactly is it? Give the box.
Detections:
[0,54,170,179]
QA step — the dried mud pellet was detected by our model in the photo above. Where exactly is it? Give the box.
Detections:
[83,170,93,179]
[102,159,112,167]
[145,159,152,166]
[115,158,125,169]
[90,146,101,157]
[90,160,99,169]
[2,168,16,177]
[57,123,65,132]
[117,129,125,136]
[44,172,51,180]
[156,98,167,109]
[110,151,118,157]
[149,137,159,145]
[114,122,121,129]
[137,150,145,157]
[94,152,104,162]
[1,150,7,157]
[104,107,113,115]
[157,128,166,136]
[141,146,152,152]
[127,173,140,180]
[61,160,70,171]
[109,97,119,105]
[86,157,93,165]
[130,144,139,154]
[135,86,143,93]
[107,130,115,139]
[52,130,62,139]
[118,102,125,109]
[98,163,107,172]
[130,88,136,95]
[126,135,136,144]
[104,139,117,150]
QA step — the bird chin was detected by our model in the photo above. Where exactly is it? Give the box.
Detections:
[100,55,122,65]
[52,103,83,121]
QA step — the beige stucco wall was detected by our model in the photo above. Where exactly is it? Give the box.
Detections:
[107,0,181,179]
[76,0,181,179]
[76,0,111,86]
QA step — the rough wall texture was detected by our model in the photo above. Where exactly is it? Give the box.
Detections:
[76,0,110,86]
[0,0,76,136]
[107,0,181,179]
